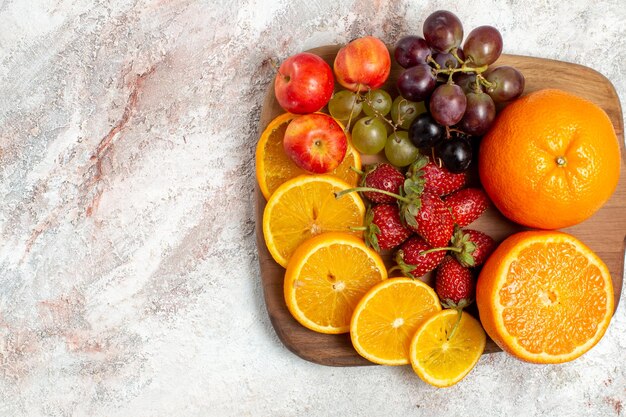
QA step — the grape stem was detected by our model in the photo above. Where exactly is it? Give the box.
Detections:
[444,126,465,139]
[430,147,443,168]
[470,77,482,93]
[394,98,410,129]
[436,62,489,76]
[477,74,496,89]
[450,48,465,65]
[343,85,398,133]
[427,55,441,70]
[360,87,398,132]
[345,84,361,131]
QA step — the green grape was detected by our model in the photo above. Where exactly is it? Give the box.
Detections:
[363,89,392,117]
[351,116,387,155]
[328,90,362,122]
[376,115,394,135]
[391,96,426,130]
[385,131,420,167]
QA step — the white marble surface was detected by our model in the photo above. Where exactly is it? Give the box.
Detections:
[1,0,625,415]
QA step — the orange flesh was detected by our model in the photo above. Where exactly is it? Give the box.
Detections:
[351,279,441,363]
[263,120,298,194]
[499,241,609,356]
[294,242,384,329]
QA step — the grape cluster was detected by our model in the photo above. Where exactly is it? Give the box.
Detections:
[397,11,524,171]
[328,10,525,174]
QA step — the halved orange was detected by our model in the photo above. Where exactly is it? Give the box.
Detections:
[256,112,361,200]
[263,175,365,268]
[476,231,614,363]
[410,310,486,388]
[350,278,441,365]
[284,233,387,334]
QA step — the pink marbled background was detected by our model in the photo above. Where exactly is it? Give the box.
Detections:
[1,0,625,416]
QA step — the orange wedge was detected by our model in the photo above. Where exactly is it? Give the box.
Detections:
[256,112,361,200]
[263,175,365,268]
[476,231,614,363]
[284,232,387,334]
[409,310,486,388]
[350,278,441,365]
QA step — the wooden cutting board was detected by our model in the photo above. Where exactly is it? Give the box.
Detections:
[255,46,626,366]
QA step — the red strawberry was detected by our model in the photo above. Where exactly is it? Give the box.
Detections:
[360,204,412,252]
[360,163,405,204]
[393,235,446,278]
[410,227,497,268]
[435,256,474,308]
[451,229,497,267]
[443,188,490,227]
[336,166,453,247]
[421,160,468,196]
[412,191,455,247]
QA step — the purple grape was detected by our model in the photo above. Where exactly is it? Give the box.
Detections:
[484,66,525,102]
[429,84,467,126]
[394,36,431,68]
[455,73,479,94]
[433,49,464,69]
[459,91,496,135]
[397,64,436,102]
[463,26,503,66]
[423,10,464,52]
[436,138,472,173]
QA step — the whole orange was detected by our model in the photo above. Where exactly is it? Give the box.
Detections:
[478,88,621,229]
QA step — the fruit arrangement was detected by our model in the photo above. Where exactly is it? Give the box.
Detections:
[256,10,621,388]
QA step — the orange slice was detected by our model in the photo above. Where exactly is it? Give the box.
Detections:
[256,112,361,200]
[476,231,614,363]
[284,232,387,334]
[409,310,486,388]
[350,278,441,365]
[263,175,365,268]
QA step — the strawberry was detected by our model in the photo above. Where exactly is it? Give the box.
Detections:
[336,171,453,247]
[421,227,497,267]
[405,155,466,196]
[443,188,490,227]
[359,204,412,252]
[337,158,453,247]
[452,229,497,267]
[420,160,468,196]
[411,191,455,247]
[435,256,474,308]
[393,235,446,278]
[359,163,405,204]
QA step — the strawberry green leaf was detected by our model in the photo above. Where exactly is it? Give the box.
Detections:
[407,154,429,178]
[393,250,416,279]
[362,207,382,253]
[456,251,476,267]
